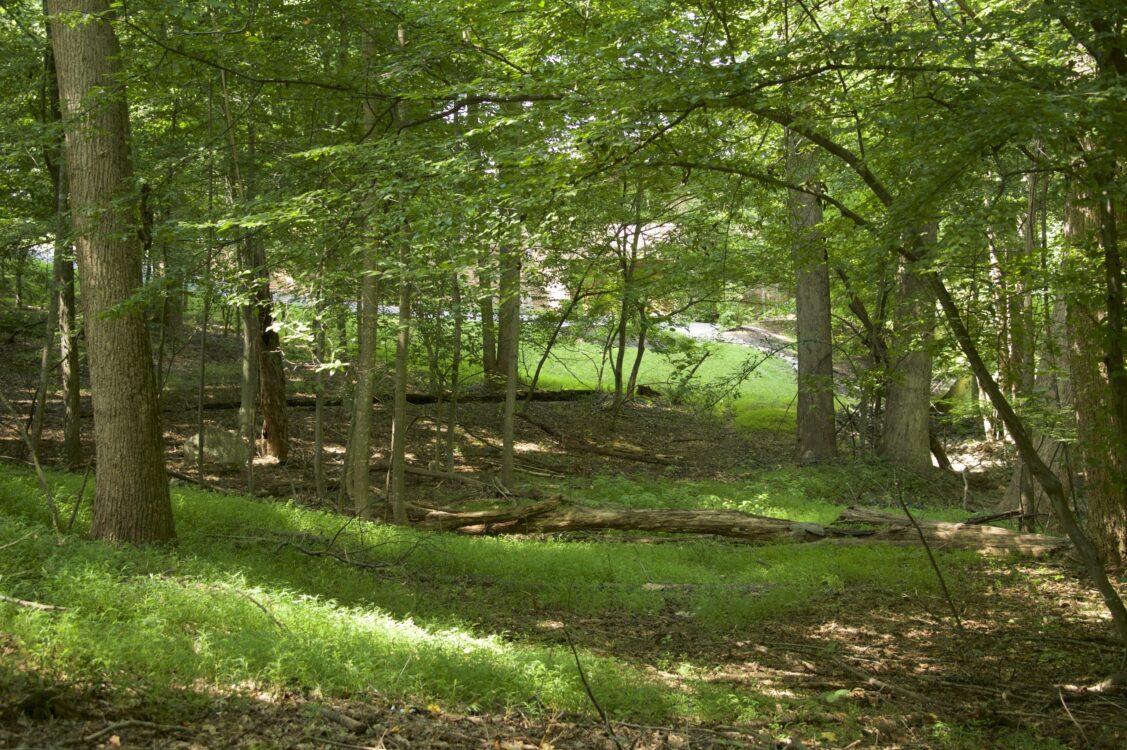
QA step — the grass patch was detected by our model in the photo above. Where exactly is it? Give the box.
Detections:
[0,463,974,725]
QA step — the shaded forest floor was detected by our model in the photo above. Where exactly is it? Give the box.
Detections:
[2,317,1126,749]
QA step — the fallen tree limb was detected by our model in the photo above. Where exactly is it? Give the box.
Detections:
[401,499,1071,556]
[407,497,564,531]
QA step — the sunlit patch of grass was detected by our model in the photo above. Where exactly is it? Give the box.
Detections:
[0,463,976,725]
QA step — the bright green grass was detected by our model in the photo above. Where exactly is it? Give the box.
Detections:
[523,336,797,429]
[0,464,972,724]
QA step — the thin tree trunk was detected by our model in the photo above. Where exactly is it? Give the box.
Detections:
[386,238,412,524]
[625,303,648,400]
[445,273,463,472]
[48,0,174,544]
[31,19,65,460]
[499,242,521,488]
[58,242,81,468]
[346,29,381,515]
[348,262,380,515]
[479,254,499,379]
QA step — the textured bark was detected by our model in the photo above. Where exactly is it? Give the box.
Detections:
[787,131,836,463]
[348,262,380,515]
[407,499,1068,555]
[881,230,935,470]
[1063,184,1127,565]
[49,0,173,544]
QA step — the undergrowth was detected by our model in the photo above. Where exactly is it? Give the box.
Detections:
[0,463,981,727]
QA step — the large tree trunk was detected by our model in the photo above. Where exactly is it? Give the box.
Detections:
[787,131,836,463]
[1065,183,1127,565]
[881,229,935,471]
[48,0,174,544]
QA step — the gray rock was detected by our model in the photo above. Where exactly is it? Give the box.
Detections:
[182,428,249,469]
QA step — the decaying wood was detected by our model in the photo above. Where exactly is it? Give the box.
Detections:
[408,497,564,531]
[837,507,1070,555]
[404,498,1071,556]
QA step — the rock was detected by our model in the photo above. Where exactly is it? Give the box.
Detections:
[182,428,248,469]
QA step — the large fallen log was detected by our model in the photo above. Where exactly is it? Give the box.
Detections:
[404,499,1071,556]
[836,506,1070,556]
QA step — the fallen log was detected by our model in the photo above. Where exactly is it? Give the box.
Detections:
[837,507,1071,556]
[142,389,600,416]
[402,499,1071,556]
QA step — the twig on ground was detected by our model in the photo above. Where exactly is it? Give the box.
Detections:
[0,531,37,551]
[895,483,963,631]
[81,720,191,742]
[0,594,66,611]
[319,707,365,732]
[1058,688,1090,745]
[563,627,624,750]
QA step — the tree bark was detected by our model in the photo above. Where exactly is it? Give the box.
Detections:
[499,241,521,488]
[347,30,381,516]
[787,131,836,463]
[1065,183,1126,565]
[48,0,174,544]
[880,228,935,471]
[386,237,412,525]
[407,499,1069,556]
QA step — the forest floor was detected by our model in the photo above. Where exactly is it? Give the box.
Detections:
[1,316,1126,749]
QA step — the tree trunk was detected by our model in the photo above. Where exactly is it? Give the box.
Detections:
[787,131,836,463]
[625,302,648,400]
[58,244,81,468]
[348,258,380,515]
[247,126,288,463]
[999,302,1073,531]
[478,253,499,379]
[881,229,935,471]
[48,0,173,544]
[1065,183,1127,565]
[445,273,463,473]
[499,242,521,488]
[386,238,412,525]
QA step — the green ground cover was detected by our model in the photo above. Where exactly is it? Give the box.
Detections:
[0,464,970,726]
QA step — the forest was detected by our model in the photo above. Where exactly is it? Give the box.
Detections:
[0,0,1125,747]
